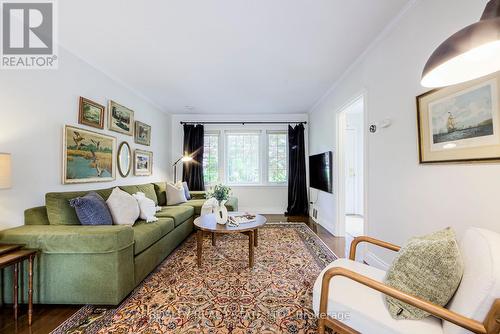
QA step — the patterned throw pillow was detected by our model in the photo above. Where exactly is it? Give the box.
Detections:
[384,227,464,320]
[69,192,113,225]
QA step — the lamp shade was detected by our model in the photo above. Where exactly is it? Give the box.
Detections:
[421,0,500,88]
[0,153,12,189]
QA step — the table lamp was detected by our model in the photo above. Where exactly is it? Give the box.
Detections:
[0,153,11,189]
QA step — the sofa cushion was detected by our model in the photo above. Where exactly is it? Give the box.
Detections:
[313,259,443,334]
[46,188,112,225]
[189,191,206,200]
[107,187,140,226]
[0,225,133,254]
[156,206,194,226]
[443,228,500,334]
[132,217,175,255]
[181,197,238,215]
[120,184,158,205]
[69,192,113,226]
[153,182,167,206]
[384,228,463,320]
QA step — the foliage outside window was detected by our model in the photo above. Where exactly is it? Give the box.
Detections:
[226,133,260,184]
[203,134,219,184]
[268,133,287,183]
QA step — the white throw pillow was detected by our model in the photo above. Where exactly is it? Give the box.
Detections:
[106,187,140,225]
[133,192,160,223]
[166,182,187,205]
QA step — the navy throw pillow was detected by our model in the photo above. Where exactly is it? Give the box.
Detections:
[182,181,191,200]
[69,192,113,225]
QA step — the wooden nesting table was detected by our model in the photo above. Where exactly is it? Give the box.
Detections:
[0,244,37,326]
[194,213,267,268]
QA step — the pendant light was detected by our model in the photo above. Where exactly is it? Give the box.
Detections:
[421,0,500,88]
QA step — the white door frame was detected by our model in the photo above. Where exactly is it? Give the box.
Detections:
[335,91,368,239]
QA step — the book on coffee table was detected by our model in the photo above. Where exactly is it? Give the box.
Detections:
[228,213,257,226]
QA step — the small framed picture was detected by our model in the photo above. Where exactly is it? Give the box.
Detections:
[78,97,105,129]
[134,121,151,146]
[134,149,153,176]
[108,100,134,135]
[417,71,500,163]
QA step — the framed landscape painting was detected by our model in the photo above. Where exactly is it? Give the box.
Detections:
[79,97,105,129]
[134,121,151,146]
[63,125,116,184]
[134,150,153,176]
[417,72,500,163]
[108,100,134,135]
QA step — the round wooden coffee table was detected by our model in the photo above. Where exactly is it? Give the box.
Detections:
[194,213,267,268]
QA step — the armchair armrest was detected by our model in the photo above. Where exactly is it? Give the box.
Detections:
[349,236,401,260]
[318,267,492,334]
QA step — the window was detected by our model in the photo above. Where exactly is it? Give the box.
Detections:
[226,133,260,184]
[203,133,219,184]
[268,133,287,183]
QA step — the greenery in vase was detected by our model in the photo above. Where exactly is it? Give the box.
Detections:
[206,184,231,202]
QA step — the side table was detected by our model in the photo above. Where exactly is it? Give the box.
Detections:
[0,244,37,326]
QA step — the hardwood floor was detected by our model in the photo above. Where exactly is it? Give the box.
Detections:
[0,214,344,334]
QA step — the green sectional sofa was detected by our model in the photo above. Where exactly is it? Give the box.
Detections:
[0,182,237,305]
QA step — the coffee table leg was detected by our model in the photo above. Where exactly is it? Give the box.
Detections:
[196,230,203,267]
[254,229,258,247]
[28,255,34,326]
[13,263,18,321]
[248,231,254,268]
[211,232,216,246]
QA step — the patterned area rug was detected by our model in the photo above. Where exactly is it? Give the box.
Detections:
[52,223,337,334]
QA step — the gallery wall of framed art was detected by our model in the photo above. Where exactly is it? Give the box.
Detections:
[63,96,156,184]
[417,72,500,163]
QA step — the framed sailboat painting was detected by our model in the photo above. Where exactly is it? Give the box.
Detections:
[417,71,500,163]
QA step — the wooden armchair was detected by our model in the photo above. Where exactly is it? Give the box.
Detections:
[313,229,500,334]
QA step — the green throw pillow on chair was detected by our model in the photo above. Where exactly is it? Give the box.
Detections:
[384,227,464,320]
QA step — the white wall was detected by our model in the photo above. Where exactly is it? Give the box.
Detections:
[171,113,308,214]
[0,48,171,229]
[309,0,497,267]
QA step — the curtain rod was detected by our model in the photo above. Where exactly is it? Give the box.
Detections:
[180,121,307,125]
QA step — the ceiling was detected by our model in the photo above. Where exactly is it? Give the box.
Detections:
[59,0,410,114]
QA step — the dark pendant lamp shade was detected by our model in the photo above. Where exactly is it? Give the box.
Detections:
[421,0,500,88]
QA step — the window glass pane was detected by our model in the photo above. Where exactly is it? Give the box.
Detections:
[227,134,260,183]
[268,133,287,183]
[203,134,219,184]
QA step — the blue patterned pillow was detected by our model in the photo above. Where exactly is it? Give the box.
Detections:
[69,192,113,225]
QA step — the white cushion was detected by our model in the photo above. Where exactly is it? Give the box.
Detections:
[166,182,187,205]
[313,258,443,334]
[133,192,159,223]
[443,228,500,334]
[106,187,139,225]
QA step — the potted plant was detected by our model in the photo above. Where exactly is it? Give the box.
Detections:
[206,184,231,224]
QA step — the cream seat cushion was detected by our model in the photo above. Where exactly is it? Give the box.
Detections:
[313,259,443,334]
[443,228,500,334]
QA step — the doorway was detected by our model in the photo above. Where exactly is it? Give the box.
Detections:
[337,95,366,253]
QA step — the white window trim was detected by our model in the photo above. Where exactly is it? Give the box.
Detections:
[199,127,290,187]
[266,130,288,185]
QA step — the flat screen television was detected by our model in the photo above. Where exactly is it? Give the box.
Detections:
[309,152,333,193]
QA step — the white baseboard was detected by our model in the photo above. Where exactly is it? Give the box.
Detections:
[239,207,285,215]
[364,251,390,271]
[316,217,336,236]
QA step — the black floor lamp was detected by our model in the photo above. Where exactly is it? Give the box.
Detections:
[172,153,193,183]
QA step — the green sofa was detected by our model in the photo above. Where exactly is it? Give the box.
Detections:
[0,182,238,305]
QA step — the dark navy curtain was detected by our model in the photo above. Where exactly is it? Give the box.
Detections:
[286,124,309,216]
[182,124,205,191]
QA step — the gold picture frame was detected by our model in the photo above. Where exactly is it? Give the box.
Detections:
[417,72,500,163]
[78,97,105,129]
[134,149,153,176]
[134,121,151,146]
[108,100,134,135]
[63,125,116,184]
